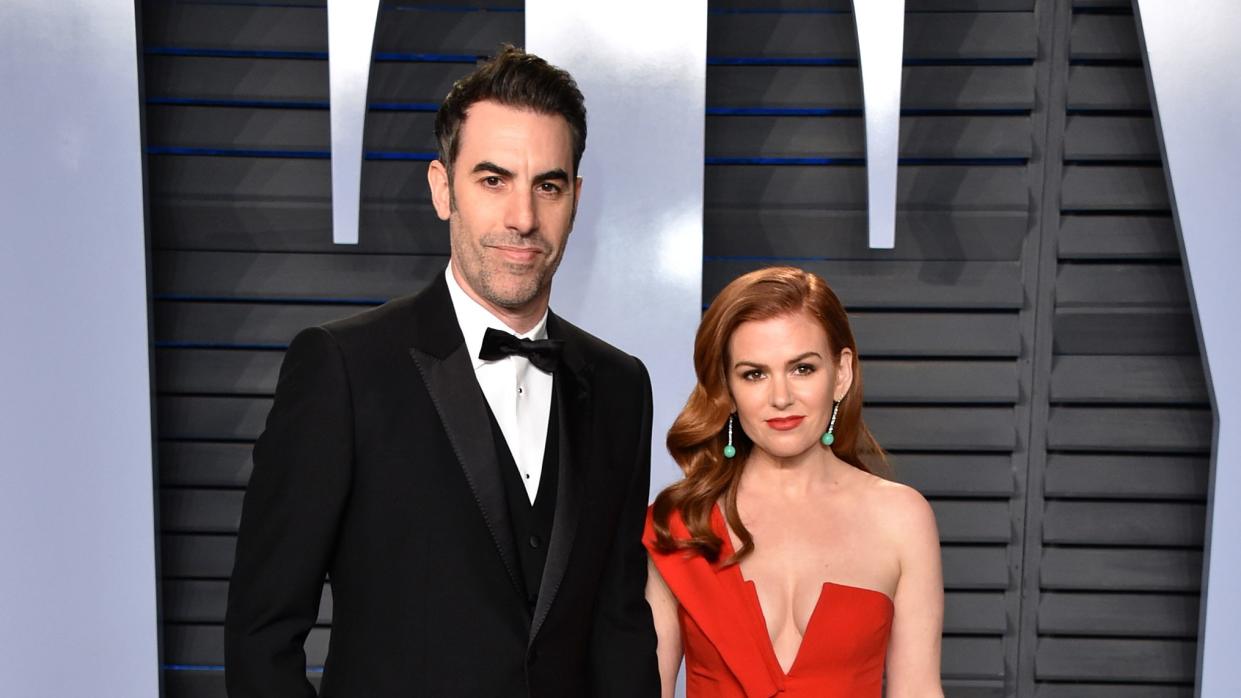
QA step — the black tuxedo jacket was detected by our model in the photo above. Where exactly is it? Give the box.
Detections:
[224,275,659,697]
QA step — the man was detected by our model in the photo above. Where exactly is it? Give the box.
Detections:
[225,46,660,697]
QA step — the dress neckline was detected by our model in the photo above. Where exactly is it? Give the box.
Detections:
[711,504,893,678]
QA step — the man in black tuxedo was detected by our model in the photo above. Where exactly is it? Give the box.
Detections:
[224,46,660,697]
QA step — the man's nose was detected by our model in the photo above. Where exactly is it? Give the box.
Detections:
[505,189,538,234]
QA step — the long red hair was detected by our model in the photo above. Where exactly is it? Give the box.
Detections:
[651,266,888,564]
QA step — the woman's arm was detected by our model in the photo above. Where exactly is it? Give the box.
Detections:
[645,556,683,698]
[884,485,945,698]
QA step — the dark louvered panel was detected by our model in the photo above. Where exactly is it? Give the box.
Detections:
[705,2,1037,692]
[144,3,522,694]
[1029,3,1205,693]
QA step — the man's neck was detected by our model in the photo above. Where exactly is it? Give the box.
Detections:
[449,264,549,335]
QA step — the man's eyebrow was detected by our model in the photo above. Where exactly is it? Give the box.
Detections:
[471,161,514,178]
[533,168,570,184]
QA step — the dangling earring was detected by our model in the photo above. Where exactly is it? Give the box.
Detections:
[821,400,840,446]
[723,414,737,459]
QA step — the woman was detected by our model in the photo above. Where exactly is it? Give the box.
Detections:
[645,267,944,697]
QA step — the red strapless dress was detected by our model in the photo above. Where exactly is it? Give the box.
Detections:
[643,506,893,697]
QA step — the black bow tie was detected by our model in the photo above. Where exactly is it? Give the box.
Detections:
[479,327,564,373]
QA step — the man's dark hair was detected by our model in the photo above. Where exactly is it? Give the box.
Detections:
[434,44,587,177]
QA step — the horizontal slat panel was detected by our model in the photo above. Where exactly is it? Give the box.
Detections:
[162,490,244,534]
[704,210,1028,261]
[1046,407,1212,452]
[705,261,1025,310]
[154,302,363,347]
[162,534,236,579]
[706,115,1032,160]
[1061,166,1169,211]
[163,580,331,625]
[944,546,1009,589]
[1042,501,1205,547]
[1067,66,1149,111]
[1055,265,1188,307]
[1050,356,1207,404]
[892,454,1014,497]
[159,396,272,441]
[1038,592,1199,638]
[945,592,1007,634]
[709,13,1035,60]
[1057,215,1178,260]
[932,500,1012,544]
[1052,308,1198,355]
[1062,116,1158,162]
[154,251,444,302]
[156,349,282,395]
[867,407,1016,451]
[145,56,473,104]
[944,636,1005,680]
[1044,454,1208,500]
[706,165,1028,209]
[164,624,330,666]
[1036,685,1192,698]
[148,156,429,202]
[145,4,521,54]
[1040,548,1201,591]
[1069,14,1139,61]
[708,65,1035,110]
[150,199,447,254]
[864,360,1018,403]
[853,312,1021,358]
[147,106,440,155]
[1035,638,1196,682]
[161,442,253,488]
[943,682,1004,698]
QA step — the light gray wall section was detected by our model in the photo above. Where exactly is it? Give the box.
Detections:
[526,1,707,493]
[1132,3,1241,696]
[0,1,159,696]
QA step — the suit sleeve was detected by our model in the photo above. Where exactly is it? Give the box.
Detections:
[225,327,354,697]
[589,356,661,697]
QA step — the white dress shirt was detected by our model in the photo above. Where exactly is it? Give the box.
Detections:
[445,266,554,503]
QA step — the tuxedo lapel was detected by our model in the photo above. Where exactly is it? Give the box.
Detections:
[406,276,523,598]
[530,313,592,643]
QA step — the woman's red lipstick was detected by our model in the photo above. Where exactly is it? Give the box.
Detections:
[765,416,804,431]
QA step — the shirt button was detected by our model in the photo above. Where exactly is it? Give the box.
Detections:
[529,535,542,549]
[517,386,524,394]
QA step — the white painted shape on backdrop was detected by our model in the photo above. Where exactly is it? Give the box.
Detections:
[853,0,905,249]
[526,1,707,497]
[328,0,382,245]
[1132,3,1241,696]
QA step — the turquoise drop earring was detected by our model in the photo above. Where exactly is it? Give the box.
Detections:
[821,401,840,446]
[723,414,737,458]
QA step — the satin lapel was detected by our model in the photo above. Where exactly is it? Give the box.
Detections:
[406,277,523,598]
[529,317,592,644]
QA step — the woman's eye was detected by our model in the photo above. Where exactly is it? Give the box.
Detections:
[794,364,816,375]
[743,370,764,381]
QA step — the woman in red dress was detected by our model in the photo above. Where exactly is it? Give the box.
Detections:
[645,267,944,697]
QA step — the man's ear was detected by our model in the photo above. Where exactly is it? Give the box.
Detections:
[427,160,453,221]
[570,175,583,225]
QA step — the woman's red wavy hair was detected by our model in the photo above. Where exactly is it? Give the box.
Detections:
[651,266,888,564]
